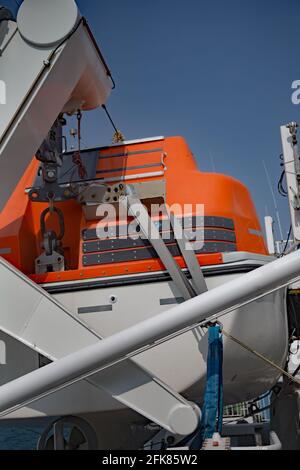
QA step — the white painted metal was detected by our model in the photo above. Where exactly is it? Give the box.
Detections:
[107,136,165,147]
[0,250,296,423]
[264,216,276,255]
[169,212,207,294]
[0,1,112,211]
[56,267,286,403]
[226,427,281,451]
[0,20,17,55]
[0,256,199,435]
[17,0,81,47]
[0,261,284,442]
[222,251,275,265]
[125,192,195,300]
[100,171,165,183]
[280,123,300,243]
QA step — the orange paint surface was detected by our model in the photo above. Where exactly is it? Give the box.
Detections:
[0,136,267,284]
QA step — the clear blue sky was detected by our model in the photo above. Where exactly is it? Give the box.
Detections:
[3,0,300,240]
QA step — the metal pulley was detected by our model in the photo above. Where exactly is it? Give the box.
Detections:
[30,119,78,203]
[37,416,98,450]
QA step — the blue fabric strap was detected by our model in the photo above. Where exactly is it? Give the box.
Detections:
[200,325,223,440]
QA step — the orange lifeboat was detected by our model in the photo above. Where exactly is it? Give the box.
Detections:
[0,135,288,409]
[0,135,267,283]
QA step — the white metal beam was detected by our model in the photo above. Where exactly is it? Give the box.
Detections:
[0,256,199,435]
[0,249,299,428]
[169,213,208,294]
[124,193,196,300]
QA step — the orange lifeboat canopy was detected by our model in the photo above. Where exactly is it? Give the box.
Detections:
[0,136,267,284]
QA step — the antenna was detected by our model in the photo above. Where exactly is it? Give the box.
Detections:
[262,160,284,241]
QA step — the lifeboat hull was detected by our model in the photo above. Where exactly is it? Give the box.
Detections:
[51,259,288,406]
[0,254,287,422]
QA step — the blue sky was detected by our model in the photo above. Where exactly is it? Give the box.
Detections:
[4,0,300,240]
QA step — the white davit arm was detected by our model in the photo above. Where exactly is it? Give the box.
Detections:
[0,0,112,211]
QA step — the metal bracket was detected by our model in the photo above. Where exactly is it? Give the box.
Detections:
[169,213,208,295]
[29,184,77,203]
[35,249,65,274]
[123,189,196,301]
[35,206,65,273]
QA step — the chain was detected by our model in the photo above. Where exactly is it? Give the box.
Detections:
[48,194,55,213]
[40,206,65,242]
[72,110,87,180]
